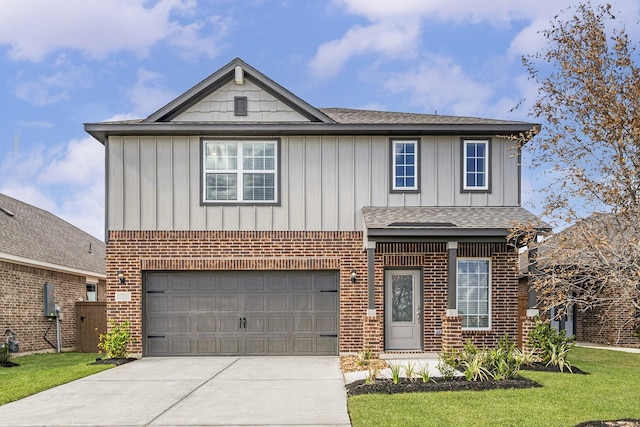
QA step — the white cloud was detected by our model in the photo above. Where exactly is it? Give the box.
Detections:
[309,20,420,78]
[124,68,176,118]
[1,137,105,240]
[0,0,225,62]
[383,55,492,117]
[14,60,91,105]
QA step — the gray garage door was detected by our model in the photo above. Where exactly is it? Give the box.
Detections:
[144,271,338,356]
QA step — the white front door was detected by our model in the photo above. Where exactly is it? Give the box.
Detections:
[385,270,422,350]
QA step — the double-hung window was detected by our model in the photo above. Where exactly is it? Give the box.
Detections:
[391,139,419,192]
[202,140,278,203]
[457,258,491,329]
[462,139,490,191]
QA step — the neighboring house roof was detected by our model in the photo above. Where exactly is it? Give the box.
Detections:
[0,193,105,278]
[364,206,550,239]
[85,58,539,143]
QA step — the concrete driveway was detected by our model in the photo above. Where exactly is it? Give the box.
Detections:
[0,357,351,427]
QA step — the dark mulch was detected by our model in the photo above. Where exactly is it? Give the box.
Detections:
[521,362,588,374]
[346,376,541,396]
[90,357,137,366]
[0,361,19,368]
[575,420,640,427]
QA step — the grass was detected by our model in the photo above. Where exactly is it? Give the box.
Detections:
[348,346,640,427]
[0,352,112,405]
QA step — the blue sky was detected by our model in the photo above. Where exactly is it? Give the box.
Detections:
[1,0,638,240]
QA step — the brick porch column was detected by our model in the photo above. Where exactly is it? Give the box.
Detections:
[521,309,540,355]
[441,311,463,352]
[362,314,383,357]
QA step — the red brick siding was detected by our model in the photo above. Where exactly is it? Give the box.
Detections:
[106,230,366,354]
[107,231,521,354]
[0,261,105,353]
[576,304,640,348]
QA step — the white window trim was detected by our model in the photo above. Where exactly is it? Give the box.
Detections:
[202,139,278,204]
[392,139,419,191]
[456,257,492,331]
[462,139,489,191]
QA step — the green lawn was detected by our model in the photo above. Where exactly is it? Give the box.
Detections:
[0,352,112,405]
[348,347,640,427]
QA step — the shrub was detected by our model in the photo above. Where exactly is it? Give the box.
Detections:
[0,343,10,365]
[527,317,574,372]
[97,320,134,359]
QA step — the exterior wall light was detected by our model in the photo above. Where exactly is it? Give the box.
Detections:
[350,269,356,283]
[117,270,126,284]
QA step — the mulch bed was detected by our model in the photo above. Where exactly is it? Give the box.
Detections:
[575,420,640,427]
[521,362,588,374]
[90,357,137,366]
[346,376,541,396]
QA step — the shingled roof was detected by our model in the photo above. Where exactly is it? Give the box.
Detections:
[0,193,105,276]
[363,206,550,239]
[319,108,528,126]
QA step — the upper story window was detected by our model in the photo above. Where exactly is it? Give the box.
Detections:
[462,139,490,191]
[391,139,420,192]
[457,258,491,330]
[202,139,278,203]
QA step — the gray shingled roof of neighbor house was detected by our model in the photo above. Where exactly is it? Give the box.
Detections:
[363,206,550,237]
[0,193,105,275]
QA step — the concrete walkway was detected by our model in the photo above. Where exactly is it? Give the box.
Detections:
[576,341,640,353]
[0,357,351,427]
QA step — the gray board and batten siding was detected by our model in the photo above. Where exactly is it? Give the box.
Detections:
[107,134,520,232]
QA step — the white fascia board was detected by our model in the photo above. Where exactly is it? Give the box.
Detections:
[0,252,106,281]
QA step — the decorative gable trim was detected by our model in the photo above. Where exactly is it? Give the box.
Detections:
[143,58,335,124]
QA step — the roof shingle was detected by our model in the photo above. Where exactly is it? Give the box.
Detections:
[0,193,105,275]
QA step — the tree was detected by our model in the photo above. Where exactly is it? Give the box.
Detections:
[513,2,640,343]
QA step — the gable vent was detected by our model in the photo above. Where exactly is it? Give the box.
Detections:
[234,96,248,116]
[0,207,15,217]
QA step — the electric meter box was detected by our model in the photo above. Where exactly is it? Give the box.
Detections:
[44,283,56,317]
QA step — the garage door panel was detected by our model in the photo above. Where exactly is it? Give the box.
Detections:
[246,318,264,332]
[172,317,191,332]
[293,274,313,291]
[317,337,337,354]
[245,275,265,290]
[316,273,338,291]
[220,275,238,291]
[172,338,191,354]
[293,337,313,353]
[220,339,239,354]
[317,316,337,333]
[245,295,265,311]
[148,316,168,333]
[267,275,287,290]
[197,317,216,332]
[294,317,313,332]
[294,294,312,310]
[171,296,191,311]
[148,295,168,312]
[269,317,287,332]
[220,317,241,332]
[246,338,265,354]
[220,295,239,311]
[268,295,287,311]
[198,339,216,354]
[197,296,215,311]
[268,338,288,354]
[145,271,338,356]
[317,294,337,311]
[148,338,169,355]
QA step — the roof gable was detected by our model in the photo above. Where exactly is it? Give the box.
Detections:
[144,58,335,124]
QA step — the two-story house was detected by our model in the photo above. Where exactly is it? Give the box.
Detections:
[85,58,545,357]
